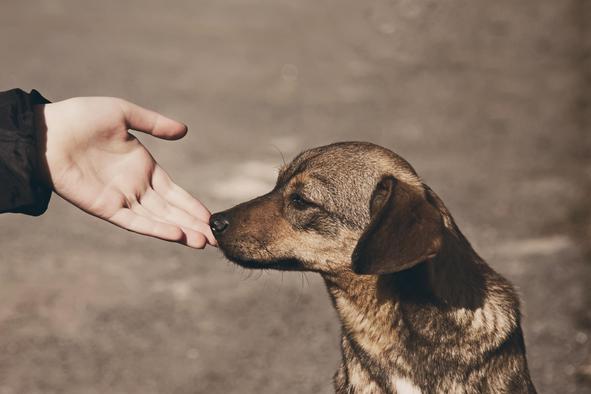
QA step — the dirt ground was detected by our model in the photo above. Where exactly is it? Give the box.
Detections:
[1,0,590,393]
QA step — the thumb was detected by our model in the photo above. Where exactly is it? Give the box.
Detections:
[118,99,188,140]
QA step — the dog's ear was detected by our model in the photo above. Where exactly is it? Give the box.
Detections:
[351,176,443,275]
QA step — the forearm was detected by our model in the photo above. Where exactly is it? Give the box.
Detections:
[0,89,52,216]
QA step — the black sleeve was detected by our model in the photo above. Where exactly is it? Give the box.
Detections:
[0,89,52,216]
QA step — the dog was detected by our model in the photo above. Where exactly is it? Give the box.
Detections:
[210,142,536,393]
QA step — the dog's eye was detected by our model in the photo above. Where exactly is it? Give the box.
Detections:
[290,193,312,210]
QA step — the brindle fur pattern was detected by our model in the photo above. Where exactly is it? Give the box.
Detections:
[211,142,536,393]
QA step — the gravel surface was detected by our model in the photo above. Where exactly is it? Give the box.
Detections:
[1,1,590,393]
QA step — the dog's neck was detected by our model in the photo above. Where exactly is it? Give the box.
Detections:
[321,230,529,392]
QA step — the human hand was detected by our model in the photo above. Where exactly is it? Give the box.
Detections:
[35,97,215,249]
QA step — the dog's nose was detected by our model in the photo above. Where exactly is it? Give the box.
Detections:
[210,214,229,234]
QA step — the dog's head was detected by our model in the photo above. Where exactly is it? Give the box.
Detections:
[210,142,444,275]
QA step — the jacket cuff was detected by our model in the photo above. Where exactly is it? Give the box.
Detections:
[0,89,52,216]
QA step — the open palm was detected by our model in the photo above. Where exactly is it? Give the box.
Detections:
[37,97,214,248]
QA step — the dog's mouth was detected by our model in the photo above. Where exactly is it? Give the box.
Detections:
[216,243,303,271]
[226,256,303,271]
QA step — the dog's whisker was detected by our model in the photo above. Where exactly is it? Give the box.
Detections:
[269,143,287,166]
[302,272,311,287]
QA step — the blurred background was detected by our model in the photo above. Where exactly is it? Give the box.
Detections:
[0,0,590,393]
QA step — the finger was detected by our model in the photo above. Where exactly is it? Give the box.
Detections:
[131,202,208,249]
[141,188,216,246]
[140,188,216,246]
[151,166,212,223]
[109,208,185,243]
[118,99,188,140]
[180,228,208,249]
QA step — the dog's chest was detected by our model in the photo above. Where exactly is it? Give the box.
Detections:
[333,288,421,393]
[393,377,422,394]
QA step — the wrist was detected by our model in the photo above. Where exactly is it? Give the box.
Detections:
[33,104,53,188]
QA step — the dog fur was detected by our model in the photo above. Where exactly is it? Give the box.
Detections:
[210,142,536,393]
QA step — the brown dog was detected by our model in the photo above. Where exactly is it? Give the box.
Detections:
[210,142,536,393]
